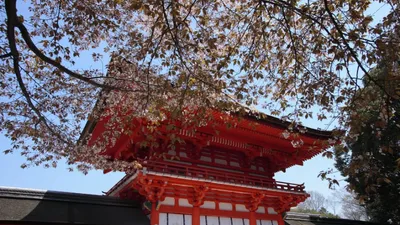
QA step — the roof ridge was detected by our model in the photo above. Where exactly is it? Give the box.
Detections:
[0,186,139,207]
[285,212,385,225]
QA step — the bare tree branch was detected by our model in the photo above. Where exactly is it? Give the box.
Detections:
[0,52,12,58]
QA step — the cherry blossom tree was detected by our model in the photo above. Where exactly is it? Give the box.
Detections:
[0,0,399,182]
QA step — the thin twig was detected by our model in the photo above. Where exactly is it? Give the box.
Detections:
[323,0,391,97]
[0,52,12,58]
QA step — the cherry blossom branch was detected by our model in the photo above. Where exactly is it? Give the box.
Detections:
[261,0,392,99]
[161,0,194,109]
[5,0,71,145]
[322,0,391,97]
[261,0,336,42]
[158,0,243,109]
[5,0,132,92]
[16,23,114,90]
[280,7,302,116]
[87,75,164,87]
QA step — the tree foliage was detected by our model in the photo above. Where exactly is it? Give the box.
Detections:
[295,191,340,218]
[0,0,399,174]
[328,189,368,221]
[293,207,340,219]
[340,192,368,221]
[298,191,327,212]
[335,64,400,224]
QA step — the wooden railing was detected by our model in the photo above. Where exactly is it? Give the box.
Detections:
[142,161,305,193]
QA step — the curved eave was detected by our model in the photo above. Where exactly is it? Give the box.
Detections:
[239,112,335,140]
[78,118,98,145]
[106,173,137,196]
[77,88,111,146]
[80,106,336,145]
[282,146,331,171]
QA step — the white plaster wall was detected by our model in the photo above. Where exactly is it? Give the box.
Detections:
[230,161,240,167]
[178,198,191,207]
[168,198,217,209]
[256,206,265,213]
[159,213,192,225]
[220,217,231,224]
[267,207,277,214]
[215,158,228,165]
[200,156,212,162]
[161,197,175,206]
[232,218,244,225]
[159,213,269,225]
[200,201,216,209]
[159,213,168,224]
[207,216,219,225]
[169,213,183,225]
[257,220,278,225]
[235,204,248,212]
[200,216,244,225]
[185,215,192,225]
[168,150,176,155]
[219,202,233,210]
[198,164,244,174]
[200,216,206,225]
[159,214,263,225]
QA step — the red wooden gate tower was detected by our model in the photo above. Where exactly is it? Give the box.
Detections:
[86,110,333,225]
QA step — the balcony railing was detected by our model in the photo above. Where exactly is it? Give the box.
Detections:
[142,161,305,193]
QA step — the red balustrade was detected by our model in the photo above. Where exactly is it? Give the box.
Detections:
[142,161,305,193]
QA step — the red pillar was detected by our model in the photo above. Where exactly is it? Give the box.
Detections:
[249,211,256,225]
[151,201,159,225]
[277,215,285,225]
[192,206,200,225]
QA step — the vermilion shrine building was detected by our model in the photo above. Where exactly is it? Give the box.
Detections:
[84,110,333,225]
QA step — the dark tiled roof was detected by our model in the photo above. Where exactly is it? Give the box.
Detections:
[0,187,149,225]
[284,212,383,225]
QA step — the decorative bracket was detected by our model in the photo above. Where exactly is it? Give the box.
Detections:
[246,192,265,212]
[241,152,255,168]
[273,195,307,214]
[188,137,211,160]
[189,185,209,207]
[133,175,168,203]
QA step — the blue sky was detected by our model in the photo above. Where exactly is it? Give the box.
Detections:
[0,0,389,207]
